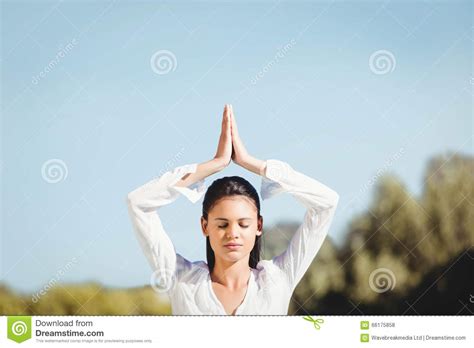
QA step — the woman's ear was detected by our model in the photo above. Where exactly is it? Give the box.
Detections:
[200,216,208,237]
[256,215,263,236]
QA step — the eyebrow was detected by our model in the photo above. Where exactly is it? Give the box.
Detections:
[214,218,253,221]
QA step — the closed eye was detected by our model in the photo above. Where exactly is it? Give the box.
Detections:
[218,225,250,228]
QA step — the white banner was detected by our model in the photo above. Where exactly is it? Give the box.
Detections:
[1,316,472,347]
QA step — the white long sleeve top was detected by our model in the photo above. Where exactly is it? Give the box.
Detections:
[126,159,339,315]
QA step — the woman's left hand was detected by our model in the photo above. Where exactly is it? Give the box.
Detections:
[229,105,250,166]
[229,105,266,176]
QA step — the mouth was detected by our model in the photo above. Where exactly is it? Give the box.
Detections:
[224,243,242,250]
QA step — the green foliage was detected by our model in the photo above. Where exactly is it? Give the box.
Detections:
[0,283,171,316]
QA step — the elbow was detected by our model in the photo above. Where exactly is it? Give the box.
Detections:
[126,192,136,208]
[330,190,340,209]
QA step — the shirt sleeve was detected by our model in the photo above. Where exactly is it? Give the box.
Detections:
[126,163,206,291]
[261,159,339,291]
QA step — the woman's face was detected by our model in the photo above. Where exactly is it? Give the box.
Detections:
[201,196,263,265]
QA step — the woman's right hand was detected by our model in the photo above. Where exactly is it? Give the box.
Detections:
[213,104,233,168]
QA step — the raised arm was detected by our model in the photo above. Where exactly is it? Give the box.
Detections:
[126,105,233,292]
[261,159,339,291]
[229,106,339,291]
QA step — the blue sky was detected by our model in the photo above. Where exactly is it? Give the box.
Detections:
[1,0,472,292]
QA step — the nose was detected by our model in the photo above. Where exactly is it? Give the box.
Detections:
[226,223,240,239]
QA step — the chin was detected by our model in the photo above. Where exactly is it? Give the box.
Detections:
[220,251,245,262]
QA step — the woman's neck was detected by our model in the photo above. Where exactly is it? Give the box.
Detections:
[211,258,251,290]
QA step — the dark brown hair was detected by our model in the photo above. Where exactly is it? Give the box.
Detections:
[202,176,262,273]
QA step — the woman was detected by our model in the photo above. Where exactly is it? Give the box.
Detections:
[126,105,339,315]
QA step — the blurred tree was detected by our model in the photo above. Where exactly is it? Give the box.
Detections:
[421,153,474,266]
